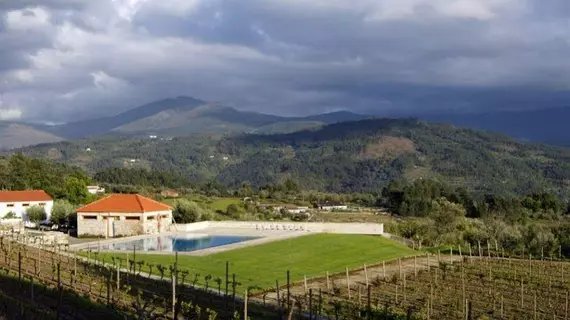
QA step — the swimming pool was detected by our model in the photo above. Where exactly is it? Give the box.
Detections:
[88,234,260,252]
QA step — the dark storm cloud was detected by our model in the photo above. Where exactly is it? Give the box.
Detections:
[0,0,569,122]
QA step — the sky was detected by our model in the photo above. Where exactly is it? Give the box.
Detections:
[0,0,569,123]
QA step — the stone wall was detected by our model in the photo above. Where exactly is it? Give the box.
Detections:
[77,210,173,237]
[173,221,384,235]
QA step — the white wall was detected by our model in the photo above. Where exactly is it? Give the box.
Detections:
[173,221,384,235]
[0,201,53,221]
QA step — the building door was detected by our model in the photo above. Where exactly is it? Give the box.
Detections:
[105,216,115,238]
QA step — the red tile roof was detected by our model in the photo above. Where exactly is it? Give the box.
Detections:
[76,194,172,213]
[0,190,52,202]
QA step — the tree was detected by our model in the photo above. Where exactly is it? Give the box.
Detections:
[226,204,240,219]
[26,206,47,225]
[51,199,76,223]
[64,176,89,204]
[430,198,466,235]
[172,199,202,223]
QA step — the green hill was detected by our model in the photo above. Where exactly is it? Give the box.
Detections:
[12,118,570,196]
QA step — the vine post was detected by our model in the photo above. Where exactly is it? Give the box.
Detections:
[346,267,351,300]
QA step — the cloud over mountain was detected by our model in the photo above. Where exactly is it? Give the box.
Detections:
[1,0,569,123]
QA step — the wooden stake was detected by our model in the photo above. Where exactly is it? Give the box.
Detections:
[116,263,120,291]
[521,279,524,308]
[414,256,417,278]
[398,258,402,278]
[346,267,351,299]
[529,254,532,279]
[450,246,453,264]
[478,241,482,259]
[326,271,330,291]
[304,275,308,294]
[534,291,537,320]
[501,295,504,318]
[364,264,369,287]
[564,291,568,320]
[244,289,248,320]
[276,280,281,307]
[383,261,386,279]
[172,252,177,317]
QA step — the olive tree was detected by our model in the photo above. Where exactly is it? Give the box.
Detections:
[50,199,76,223]
[172,199,203,223]
[26,206,47,226]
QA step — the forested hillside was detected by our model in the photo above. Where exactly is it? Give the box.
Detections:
[12,118,570,197]
[0,154,92,204]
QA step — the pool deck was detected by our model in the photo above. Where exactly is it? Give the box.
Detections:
[69,227,310,256]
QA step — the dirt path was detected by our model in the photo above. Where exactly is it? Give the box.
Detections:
[252,254,464,303]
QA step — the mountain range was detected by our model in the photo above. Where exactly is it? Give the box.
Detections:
[0,96,371,150]
[2,95,570,150]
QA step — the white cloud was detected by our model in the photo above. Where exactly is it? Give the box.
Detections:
[4,7,51,30]
[0,107,23,120]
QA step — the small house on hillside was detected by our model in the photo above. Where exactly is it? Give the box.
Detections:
[277,205,309,214]
[0,190,53,223]
[160,189,179,198]
[76,194,172,238]
[87,186,105,195]
[317,201,348,211]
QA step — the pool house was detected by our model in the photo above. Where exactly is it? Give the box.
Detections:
[76,194,172,238]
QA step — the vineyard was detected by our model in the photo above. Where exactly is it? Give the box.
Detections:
[0,234,285,319]
[252,248,570,319]
[2,232,570,319]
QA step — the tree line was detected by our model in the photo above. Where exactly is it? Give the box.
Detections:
[383,178,570,257]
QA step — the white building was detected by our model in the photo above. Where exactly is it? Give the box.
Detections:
[0,190,53,222]
[317,202,348,211]
[87,186,105,195]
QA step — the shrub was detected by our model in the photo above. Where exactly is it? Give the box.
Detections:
[2,212,18,219]
[226,204,240,219]
[172,199,203,223]
[26,206,47,225]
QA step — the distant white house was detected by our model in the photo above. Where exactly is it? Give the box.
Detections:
[273,205,310,214]
[317,201,348,211]
[87,186,105,195]
[149,135,157,139]
[0,190,53,224]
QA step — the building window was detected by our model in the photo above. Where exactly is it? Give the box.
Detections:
[147,216,155,220]
[83,215,97,220]
[39,203,46,206]
[22,203,30,207]
[6,204,14,208]
[126,216,140,221]
[161,214,169,219]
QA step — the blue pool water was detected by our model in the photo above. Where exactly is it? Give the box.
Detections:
[89,234,259,252]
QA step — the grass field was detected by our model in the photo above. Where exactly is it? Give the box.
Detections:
[94,234,415,292]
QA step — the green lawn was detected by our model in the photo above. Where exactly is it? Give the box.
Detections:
[93,234,415,292]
